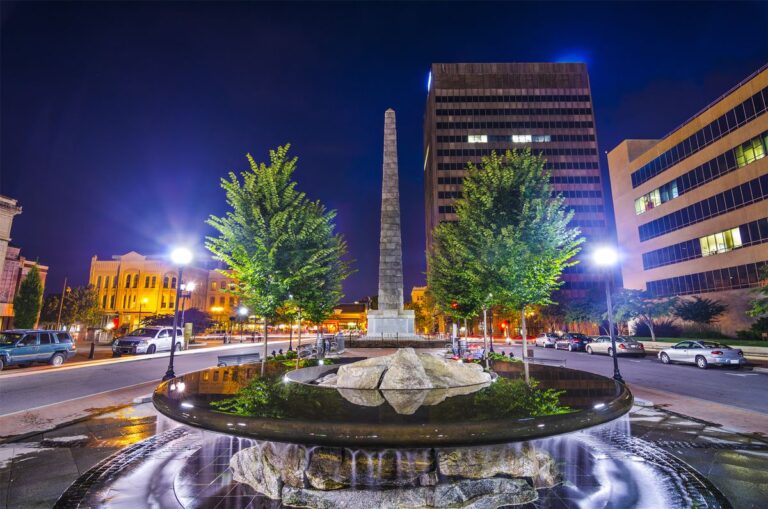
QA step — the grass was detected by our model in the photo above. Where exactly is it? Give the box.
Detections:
[635,336,768,348]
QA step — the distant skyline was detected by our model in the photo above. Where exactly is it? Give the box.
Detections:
[2,1,767,299]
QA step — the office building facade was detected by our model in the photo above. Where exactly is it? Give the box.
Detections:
[424,63,608,299]
[607,65,768,335]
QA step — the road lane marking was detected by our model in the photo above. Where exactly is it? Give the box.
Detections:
[723,373,757,377]
[0,339,293,380]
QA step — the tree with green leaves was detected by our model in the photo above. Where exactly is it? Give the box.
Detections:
[562,287,607,333]
[207,145,352,369]
[12,266,43,328]
[673,296,727,325]
[428,220,484,340]
[747,265,768,319]
[429,149,583,355]
[39,286,100,330]
[612,288,677,341]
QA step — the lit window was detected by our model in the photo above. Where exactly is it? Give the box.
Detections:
[512,134,532,143]
[531,135,551,143]
[467,135,487,143]
[634,198,646,215]
[700,227,743,256]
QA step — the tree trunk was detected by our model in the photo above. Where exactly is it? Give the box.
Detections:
[261,317,269,375]
[521,306,528,360]
[648,319,657,342]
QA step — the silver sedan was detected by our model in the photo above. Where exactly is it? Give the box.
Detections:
[658,340,746,369]
[535,333,558,348]
[586,336,646,357]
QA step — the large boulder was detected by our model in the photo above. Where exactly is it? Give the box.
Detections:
[418,353,492,387]
[438,444,558,488]
[379,348,433,390]
[335,364,387,390]
[230,442,309,499]
[281,477,537,508]
[337,388,386,407]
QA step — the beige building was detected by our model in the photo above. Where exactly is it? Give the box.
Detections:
[607,65,768,335]
[89,252,236,331]
[410,286,427,305]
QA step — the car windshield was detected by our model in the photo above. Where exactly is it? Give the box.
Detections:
[127,328,158,337]
[699,341,731,349]
[0,332,23,345]
[618,337,639,343]
[570,334,588,339]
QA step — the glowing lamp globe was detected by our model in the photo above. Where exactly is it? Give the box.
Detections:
[593,246,619,267]
[170,247,193,266]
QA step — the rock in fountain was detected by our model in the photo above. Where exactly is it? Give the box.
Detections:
[325,348,492,414]
[229,440,548,508]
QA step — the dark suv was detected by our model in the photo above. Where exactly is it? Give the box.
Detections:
[0,330,77,371]
[555,332,592,352]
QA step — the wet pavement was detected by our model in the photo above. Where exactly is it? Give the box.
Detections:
[1,399,767,508]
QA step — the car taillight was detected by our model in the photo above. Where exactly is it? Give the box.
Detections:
[639,343,644,349]
[711,350,723,355]
[619,344,626,349]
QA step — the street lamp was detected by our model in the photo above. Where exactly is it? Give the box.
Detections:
[179,281,196,331]
[593,245,624,384]
[163,247,193,381]
[138,297,149,330]
[482,293,493,368]
[238,306,248,342]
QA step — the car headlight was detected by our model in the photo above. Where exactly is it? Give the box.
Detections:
[112,340,119,346]
[139,340,148,345]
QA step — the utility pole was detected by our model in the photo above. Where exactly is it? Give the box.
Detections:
[56,277,67,330]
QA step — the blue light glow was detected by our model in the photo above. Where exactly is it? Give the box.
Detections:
[555,52,589,64]
[427,71,432,92]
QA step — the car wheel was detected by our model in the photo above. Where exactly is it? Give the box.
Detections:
[608,348,614,357]
[49,353,65,367]
[112,352,122,358]
[586,346,593,355]
[660,352,670,364]
[175,342,183,352]
[568,344,574,352]
[0,358,4,371]
[696,356,708,369]
[147,344,157,355]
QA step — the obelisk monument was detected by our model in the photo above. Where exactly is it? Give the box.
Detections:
[366,109,416,337]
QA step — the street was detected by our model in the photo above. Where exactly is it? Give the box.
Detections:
[1,340,767,418]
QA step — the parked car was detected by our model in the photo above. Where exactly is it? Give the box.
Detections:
[534,333,559,348]
[0,330,76,371]
[112,327,184,356]
[658,340,745,369]
[586,336,646,357]
[555,332,592,352]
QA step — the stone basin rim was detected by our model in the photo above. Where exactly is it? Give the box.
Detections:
[283,362,498,391]
[152,360,634,447]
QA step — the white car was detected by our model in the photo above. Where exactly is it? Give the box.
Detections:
[586,336,646,357]
[112,326,185,356]
[658,340,745,369]
[535,333,558,348]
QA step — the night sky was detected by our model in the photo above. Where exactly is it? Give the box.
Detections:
[2,1,767,300]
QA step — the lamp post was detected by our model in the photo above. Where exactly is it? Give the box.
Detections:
[238,306,248,342]
[179,281,196,330]
[137,297,149,329]
[482,293,492,368]
[163,247,193,381]
[593,246,624,384]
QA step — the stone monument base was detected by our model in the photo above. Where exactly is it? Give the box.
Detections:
[365,309,417,338]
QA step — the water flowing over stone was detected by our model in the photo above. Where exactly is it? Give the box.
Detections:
[281,477,537,508]
[438,444,559,488]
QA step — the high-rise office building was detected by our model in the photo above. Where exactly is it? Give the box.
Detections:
[424,63,608,299]
[607,65,768,335]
